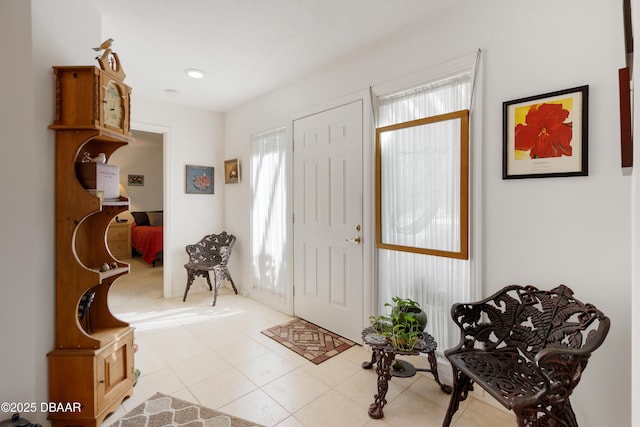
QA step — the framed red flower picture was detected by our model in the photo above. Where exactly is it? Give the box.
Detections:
[503,85,588,179]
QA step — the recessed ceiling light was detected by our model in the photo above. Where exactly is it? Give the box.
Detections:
[185,69,205,79]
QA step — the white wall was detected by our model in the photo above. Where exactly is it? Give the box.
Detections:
[132,96,225,298]
[0,0,39,420]
[110,130,163,214]
[225,0,631,425]
[0,0,102,424]
[0,2,224,423]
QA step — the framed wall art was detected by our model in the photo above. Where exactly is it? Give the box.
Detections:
[186,164,214,194]
[128,174,144,186]
[224,158,240,184]
[619,67,633,169]
[503,85,588,179]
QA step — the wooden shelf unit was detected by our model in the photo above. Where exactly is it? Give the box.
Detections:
[48,63,136,427]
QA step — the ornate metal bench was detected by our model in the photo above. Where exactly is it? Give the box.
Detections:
[442,284,609,427]
[183,232,237,306]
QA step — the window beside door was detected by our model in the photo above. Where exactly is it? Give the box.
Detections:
[250,127,287,299]
[376,69,475,352]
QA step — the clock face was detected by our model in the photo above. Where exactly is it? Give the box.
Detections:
[103,81,123,128]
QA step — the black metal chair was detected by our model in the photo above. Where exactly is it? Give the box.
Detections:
[183,232,237,305]
[442,284,610,427]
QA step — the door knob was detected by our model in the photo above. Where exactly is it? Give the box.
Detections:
[345,236,361,245]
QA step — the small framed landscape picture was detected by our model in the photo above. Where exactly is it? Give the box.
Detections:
[224,158,240,184]
[503,85,588,179]
[186,164,214,194]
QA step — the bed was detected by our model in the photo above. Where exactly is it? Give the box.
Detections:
[131,211,163,266]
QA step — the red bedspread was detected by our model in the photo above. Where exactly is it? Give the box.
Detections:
[131,224,163,264]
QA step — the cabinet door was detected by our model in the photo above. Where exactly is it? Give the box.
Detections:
[96,329,134,414]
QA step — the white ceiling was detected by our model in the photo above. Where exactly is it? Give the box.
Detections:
[84,0,456,112]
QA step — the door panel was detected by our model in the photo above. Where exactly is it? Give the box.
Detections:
[293,100,363,342]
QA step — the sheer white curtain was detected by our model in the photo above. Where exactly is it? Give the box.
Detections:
[250,127,287,299]
[377,73,472,351]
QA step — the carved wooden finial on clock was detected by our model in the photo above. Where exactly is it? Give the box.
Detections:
[94,38,126,81]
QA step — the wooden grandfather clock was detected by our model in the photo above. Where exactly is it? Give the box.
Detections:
[47,45,136,427]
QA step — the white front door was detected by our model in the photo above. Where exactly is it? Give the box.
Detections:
[293,100,364,342]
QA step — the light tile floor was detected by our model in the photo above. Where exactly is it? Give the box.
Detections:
[104,258,515,427]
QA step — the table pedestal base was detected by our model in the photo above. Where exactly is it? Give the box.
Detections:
[390,358,417,377]
[361,332,452,419]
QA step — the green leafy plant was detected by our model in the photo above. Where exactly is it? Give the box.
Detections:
[389,297,421,310]
[390,311,421,351]
[369,314,392,335]
[370,297,426,351]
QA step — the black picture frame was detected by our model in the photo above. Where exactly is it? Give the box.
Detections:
[127,174,144,186]
[503,85,588,179]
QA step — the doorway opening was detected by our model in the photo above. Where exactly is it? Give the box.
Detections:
[109,126,170,299]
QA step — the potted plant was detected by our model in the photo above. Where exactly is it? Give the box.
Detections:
[388,297,427,333]
[370,297,427,352]
[389,311,422,351]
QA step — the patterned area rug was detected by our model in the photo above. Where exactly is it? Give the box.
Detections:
[111,392,264,427]
[261,318,355,364]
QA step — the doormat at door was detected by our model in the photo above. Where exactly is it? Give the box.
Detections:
[261,318,356,364]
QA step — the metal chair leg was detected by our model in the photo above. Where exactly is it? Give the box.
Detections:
[183,270,195,301]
